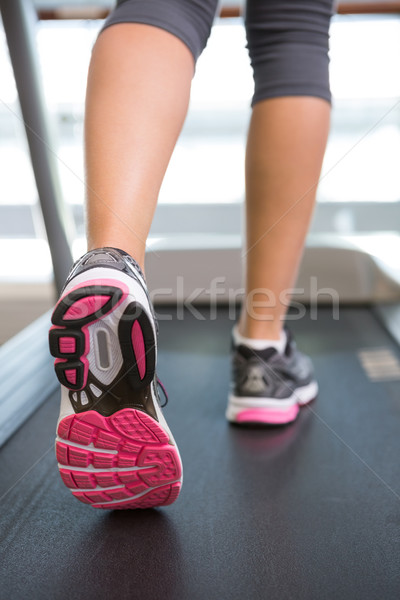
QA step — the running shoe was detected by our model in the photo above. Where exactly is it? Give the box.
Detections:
[226,329,318,425]
[49,247,182,509]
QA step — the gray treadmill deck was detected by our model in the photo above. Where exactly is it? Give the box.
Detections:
[1,307,399,600]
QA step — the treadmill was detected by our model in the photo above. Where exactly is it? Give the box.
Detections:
[1,1,399,598]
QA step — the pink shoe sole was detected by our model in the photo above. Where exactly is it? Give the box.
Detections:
[56,408,182,509]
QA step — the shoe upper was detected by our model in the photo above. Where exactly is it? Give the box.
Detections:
[231,329,315,400]
[65,247,144,288]
[52,247,166,414]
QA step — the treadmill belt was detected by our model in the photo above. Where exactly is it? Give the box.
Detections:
[1,307,399,600]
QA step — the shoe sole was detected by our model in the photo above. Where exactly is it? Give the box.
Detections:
[49,276,182,509]
[226,381,318,425]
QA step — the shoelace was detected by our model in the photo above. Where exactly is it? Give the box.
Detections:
[157,378,169,407]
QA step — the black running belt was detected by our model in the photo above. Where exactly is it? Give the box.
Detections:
[1,307,400,600]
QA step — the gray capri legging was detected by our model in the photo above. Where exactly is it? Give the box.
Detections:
[102,0,334,105]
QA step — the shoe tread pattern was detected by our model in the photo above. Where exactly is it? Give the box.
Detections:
[56,409,182,509]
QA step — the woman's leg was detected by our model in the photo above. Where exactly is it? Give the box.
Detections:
[50,2,219,510]
[85,23,194,271]
[239,96,330,339]
[238,0,333,340]
[84,0,218,270]
[227,0,333,424]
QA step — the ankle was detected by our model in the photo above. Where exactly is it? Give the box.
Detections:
[233,324,286,353]
[237,315,283,341]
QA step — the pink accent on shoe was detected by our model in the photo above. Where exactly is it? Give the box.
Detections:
[61,278,129,314]
[131,320,146,379]
[95,430,121,450]
[55,443,69,465]
[59,470,78,489]
[63,295,111,321]
[111,409,169,444]
[56,409,181,510]
[73,472,97,489]
[64,369,77,385]
[59,336,76,353]
[57,415,74,439]
[69,447,92,468]
[236,405,299,425]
